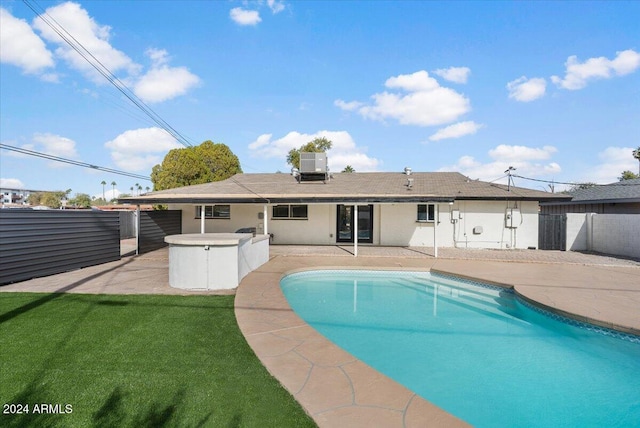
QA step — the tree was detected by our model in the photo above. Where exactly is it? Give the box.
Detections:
[101,180,106,201]
[92,197,108,206]
[567,182,597,192]
[619,170,639,181]
[41,192,62,208]
[342,165,355,173]
[633,147,640,175]
[69,193,92,208]
[111,181,117,202]
[151,140,242,191]
[286,137,332,170]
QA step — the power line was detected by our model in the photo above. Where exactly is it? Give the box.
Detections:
[22,0,195,148]
[0,143,151,181]
[512,174,599,186]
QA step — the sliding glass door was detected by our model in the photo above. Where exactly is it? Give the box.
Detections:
[336,205,373,243]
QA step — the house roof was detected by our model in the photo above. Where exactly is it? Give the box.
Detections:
[121,172,571,205]
[541,178,640,205]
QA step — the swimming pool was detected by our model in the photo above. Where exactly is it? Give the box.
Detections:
[281,270,640,427]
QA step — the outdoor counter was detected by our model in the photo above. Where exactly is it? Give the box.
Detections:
[164,233,270,290]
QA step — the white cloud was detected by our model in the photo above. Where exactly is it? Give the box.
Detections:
[0,7,55,76]
[507,76,546,102]
[33,2,141,84]
[4,133,79,167]
[488,144,557,161]
[551,49,640,90]
[94,188,123,201]
[248,130,381,172]
[104,127,182,171]
[230,8,261,26]
[33,133,79,159]
[0,178,26,189]
[133,48,200,103]
[585,146,638,184]
[428,121,484,142]
[433,66,471,84]
[338,70,471,127]
[440,144,561,184]
[334,99,363,111]
[267,0,285,14]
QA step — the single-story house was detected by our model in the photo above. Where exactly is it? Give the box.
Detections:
[540,178,640,214]
[122,170,570,251]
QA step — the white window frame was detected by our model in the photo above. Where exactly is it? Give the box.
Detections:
[272,204,308,219]
[417,204,435,222]
[195,205,230,219]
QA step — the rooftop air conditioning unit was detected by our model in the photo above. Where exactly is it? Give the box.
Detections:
[300,152,327,173]
[298,152,329,183]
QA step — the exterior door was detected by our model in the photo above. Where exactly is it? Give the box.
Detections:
[336,205,373,243]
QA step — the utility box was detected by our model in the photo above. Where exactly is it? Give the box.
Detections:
[505,208,520,228]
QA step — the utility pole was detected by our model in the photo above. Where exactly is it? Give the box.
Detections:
[504,166,516,191]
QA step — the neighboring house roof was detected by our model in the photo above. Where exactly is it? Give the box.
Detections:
[121,172,570,205]
[542,178,640,206]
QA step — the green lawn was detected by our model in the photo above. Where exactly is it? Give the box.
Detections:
[0,293,316,428]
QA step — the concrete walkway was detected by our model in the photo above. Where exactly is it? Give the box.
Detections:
[2,245,639,427]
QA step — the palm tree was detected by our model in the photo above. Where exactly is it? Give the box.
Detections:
[145,186,150,194]
[130,186,134,195]
[135,183,140,196]
[111,181,116,202]
[137,184,143,195]
[100,180,106,201]
[633,147,640,176]
[342,165,355,173]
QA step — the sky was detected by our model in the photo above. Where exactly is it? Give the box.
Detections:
[1,0,639,200]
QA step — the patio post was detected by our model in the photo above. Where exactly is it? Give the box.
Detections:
[434,204,438,258]
[200,204,205,234]
[354,204,358,257]
[135,204,140,256]
[263,204,268,235]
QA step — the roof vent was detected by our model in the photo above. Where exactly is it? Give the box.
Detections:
[407,178,414,189]
[404,167,412,175]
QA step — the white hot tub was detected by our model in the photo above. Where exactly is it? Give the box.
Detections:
[164,233,270,290]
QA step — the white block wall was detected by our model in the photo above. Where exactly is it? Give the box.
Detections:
[591,214,640,258]
[565,213,589,251]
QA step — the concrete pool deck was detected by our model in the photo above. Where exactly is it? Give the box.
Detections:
[1,245,639,427]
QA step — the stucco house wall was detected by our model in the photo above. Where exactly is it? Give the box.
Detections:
[170,200,540,249]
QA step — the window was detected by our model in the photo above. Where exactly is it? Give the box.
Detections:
[272,204,308,219]
[195,205,230,219]
[417,204,435,222]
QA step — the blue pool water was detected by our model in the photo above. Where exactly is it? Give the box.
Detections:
[281,270,640,427]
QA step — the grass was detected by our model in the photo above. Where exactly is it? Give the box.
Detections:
[0,293,316,428]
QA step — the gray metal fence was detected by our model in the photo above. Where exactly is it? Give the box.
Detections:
[119,211,136,239]
[139,210,182,254]
[538,214,567,251]
[0,209,121,285]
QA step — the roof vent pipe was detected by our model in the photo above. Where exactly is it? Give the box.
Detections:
[407,178,414,188]
[404,167,412,175]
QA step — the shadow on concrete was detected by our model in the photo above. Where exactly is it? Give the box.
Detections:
[0,258,135,325]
